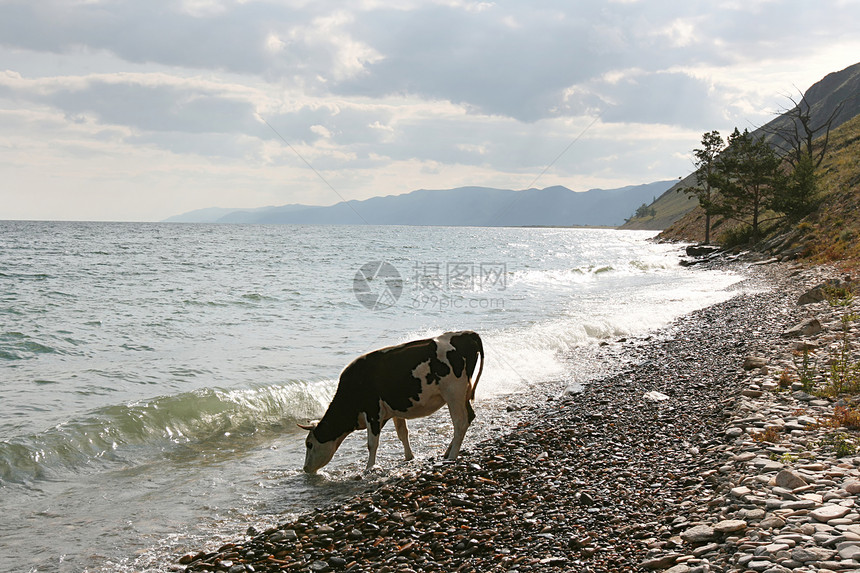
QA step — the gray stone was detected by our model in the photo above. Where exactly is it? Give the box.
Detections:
[798,287,827,305]
[640,553,680,569]
[760,516,787,529]
[838,544,860,560]
[791,546,835,562]
[744,355,768,370]
[772,486,798,500]
[269,529,298,542]
[772,534,803,546]
[741,508,767,521]
[827,562,860,570]
[681,524,717,543]
[811,504,851,522]
[693,542,719,556]
[783,318,823,338]
[774,469,808,490]
[755,459,785,472]
[765,498,784,510]
[643,390,670,402]
[813,532,835,544]
[665,565,691,573]
[782,500,817,510]
[715,519,748,534]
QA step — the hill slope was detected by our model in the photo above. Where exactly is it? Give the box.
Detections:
[657,113,860,264]
[622,61,860,231]
[802,113,860,263]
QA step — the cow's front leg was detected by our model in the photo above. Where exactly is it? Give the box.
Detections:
[393,417,414,461]
[365,425,381,472]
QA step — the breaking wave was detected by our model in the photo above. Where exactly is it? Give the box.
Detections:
[0,380,336,484]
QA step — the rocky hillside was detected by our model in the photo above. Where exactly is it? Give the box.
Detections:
[622,61,860,232]
[658,113,860,266]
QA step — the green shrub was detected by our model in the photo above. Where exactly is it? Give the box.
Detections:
[718,225,756,248]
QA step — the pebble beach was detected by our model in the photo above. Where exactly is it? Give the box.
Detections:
[179,257,860,573]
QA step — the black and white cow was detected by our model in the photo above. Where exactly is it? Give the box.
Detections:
[300,331,484,473]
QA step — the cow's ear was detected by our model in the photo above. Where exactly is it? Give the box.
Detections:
[297,421,317,431]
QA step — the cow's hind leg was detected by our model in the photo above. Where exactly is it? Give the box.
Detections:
[393,417,414,461]
[442,389,473,460]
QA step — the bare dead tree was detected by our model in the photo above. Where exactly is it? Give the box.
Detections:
[762,87,845,168]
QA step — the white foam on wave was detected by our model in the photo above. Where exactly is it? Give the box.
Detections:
[475,268,747,398]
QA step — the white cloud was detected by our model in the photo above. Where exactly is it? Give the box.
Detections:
[265,34,287,54]
[455,142,488,155]
[656,18,699,48]
[178,0,229,17]
[309,124,332,138]
[0,0,857,220]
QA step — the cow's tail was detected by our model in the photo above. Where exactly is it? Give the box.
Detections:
[469,332,484,401]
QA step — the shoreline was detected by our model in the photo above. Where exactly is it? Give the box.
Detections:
[179,260,859,573]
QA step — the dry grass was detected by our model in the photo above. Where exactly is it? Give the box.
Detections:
[803,115,860,267]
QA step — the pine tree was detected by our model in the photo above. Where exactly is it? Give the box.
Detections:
[771,154,821,223]
[708,128,782,243]
[684,131,724,244]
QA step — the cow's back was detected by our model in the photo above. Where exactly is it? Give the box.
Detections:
[341,337,449,413]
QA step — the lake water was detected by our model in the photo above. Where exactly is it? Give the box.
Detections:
[0,221,744,572]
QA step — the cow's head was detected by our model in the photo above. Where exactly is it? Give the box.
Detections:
[299,422,346,473]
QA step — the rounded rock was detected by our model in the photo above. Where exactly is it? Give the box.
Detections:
[810,504,851,523]
[714,519,747,535]
[680,524,717,544]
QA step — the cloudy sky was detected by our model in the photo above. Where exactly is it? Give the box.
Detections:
[1,0,858,221]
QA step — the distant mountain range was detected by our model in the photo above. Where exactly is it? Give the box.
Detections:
[164,181,675,227]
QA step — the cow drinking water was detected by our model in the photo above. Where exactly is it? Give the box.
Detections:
[300,331,484,473]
